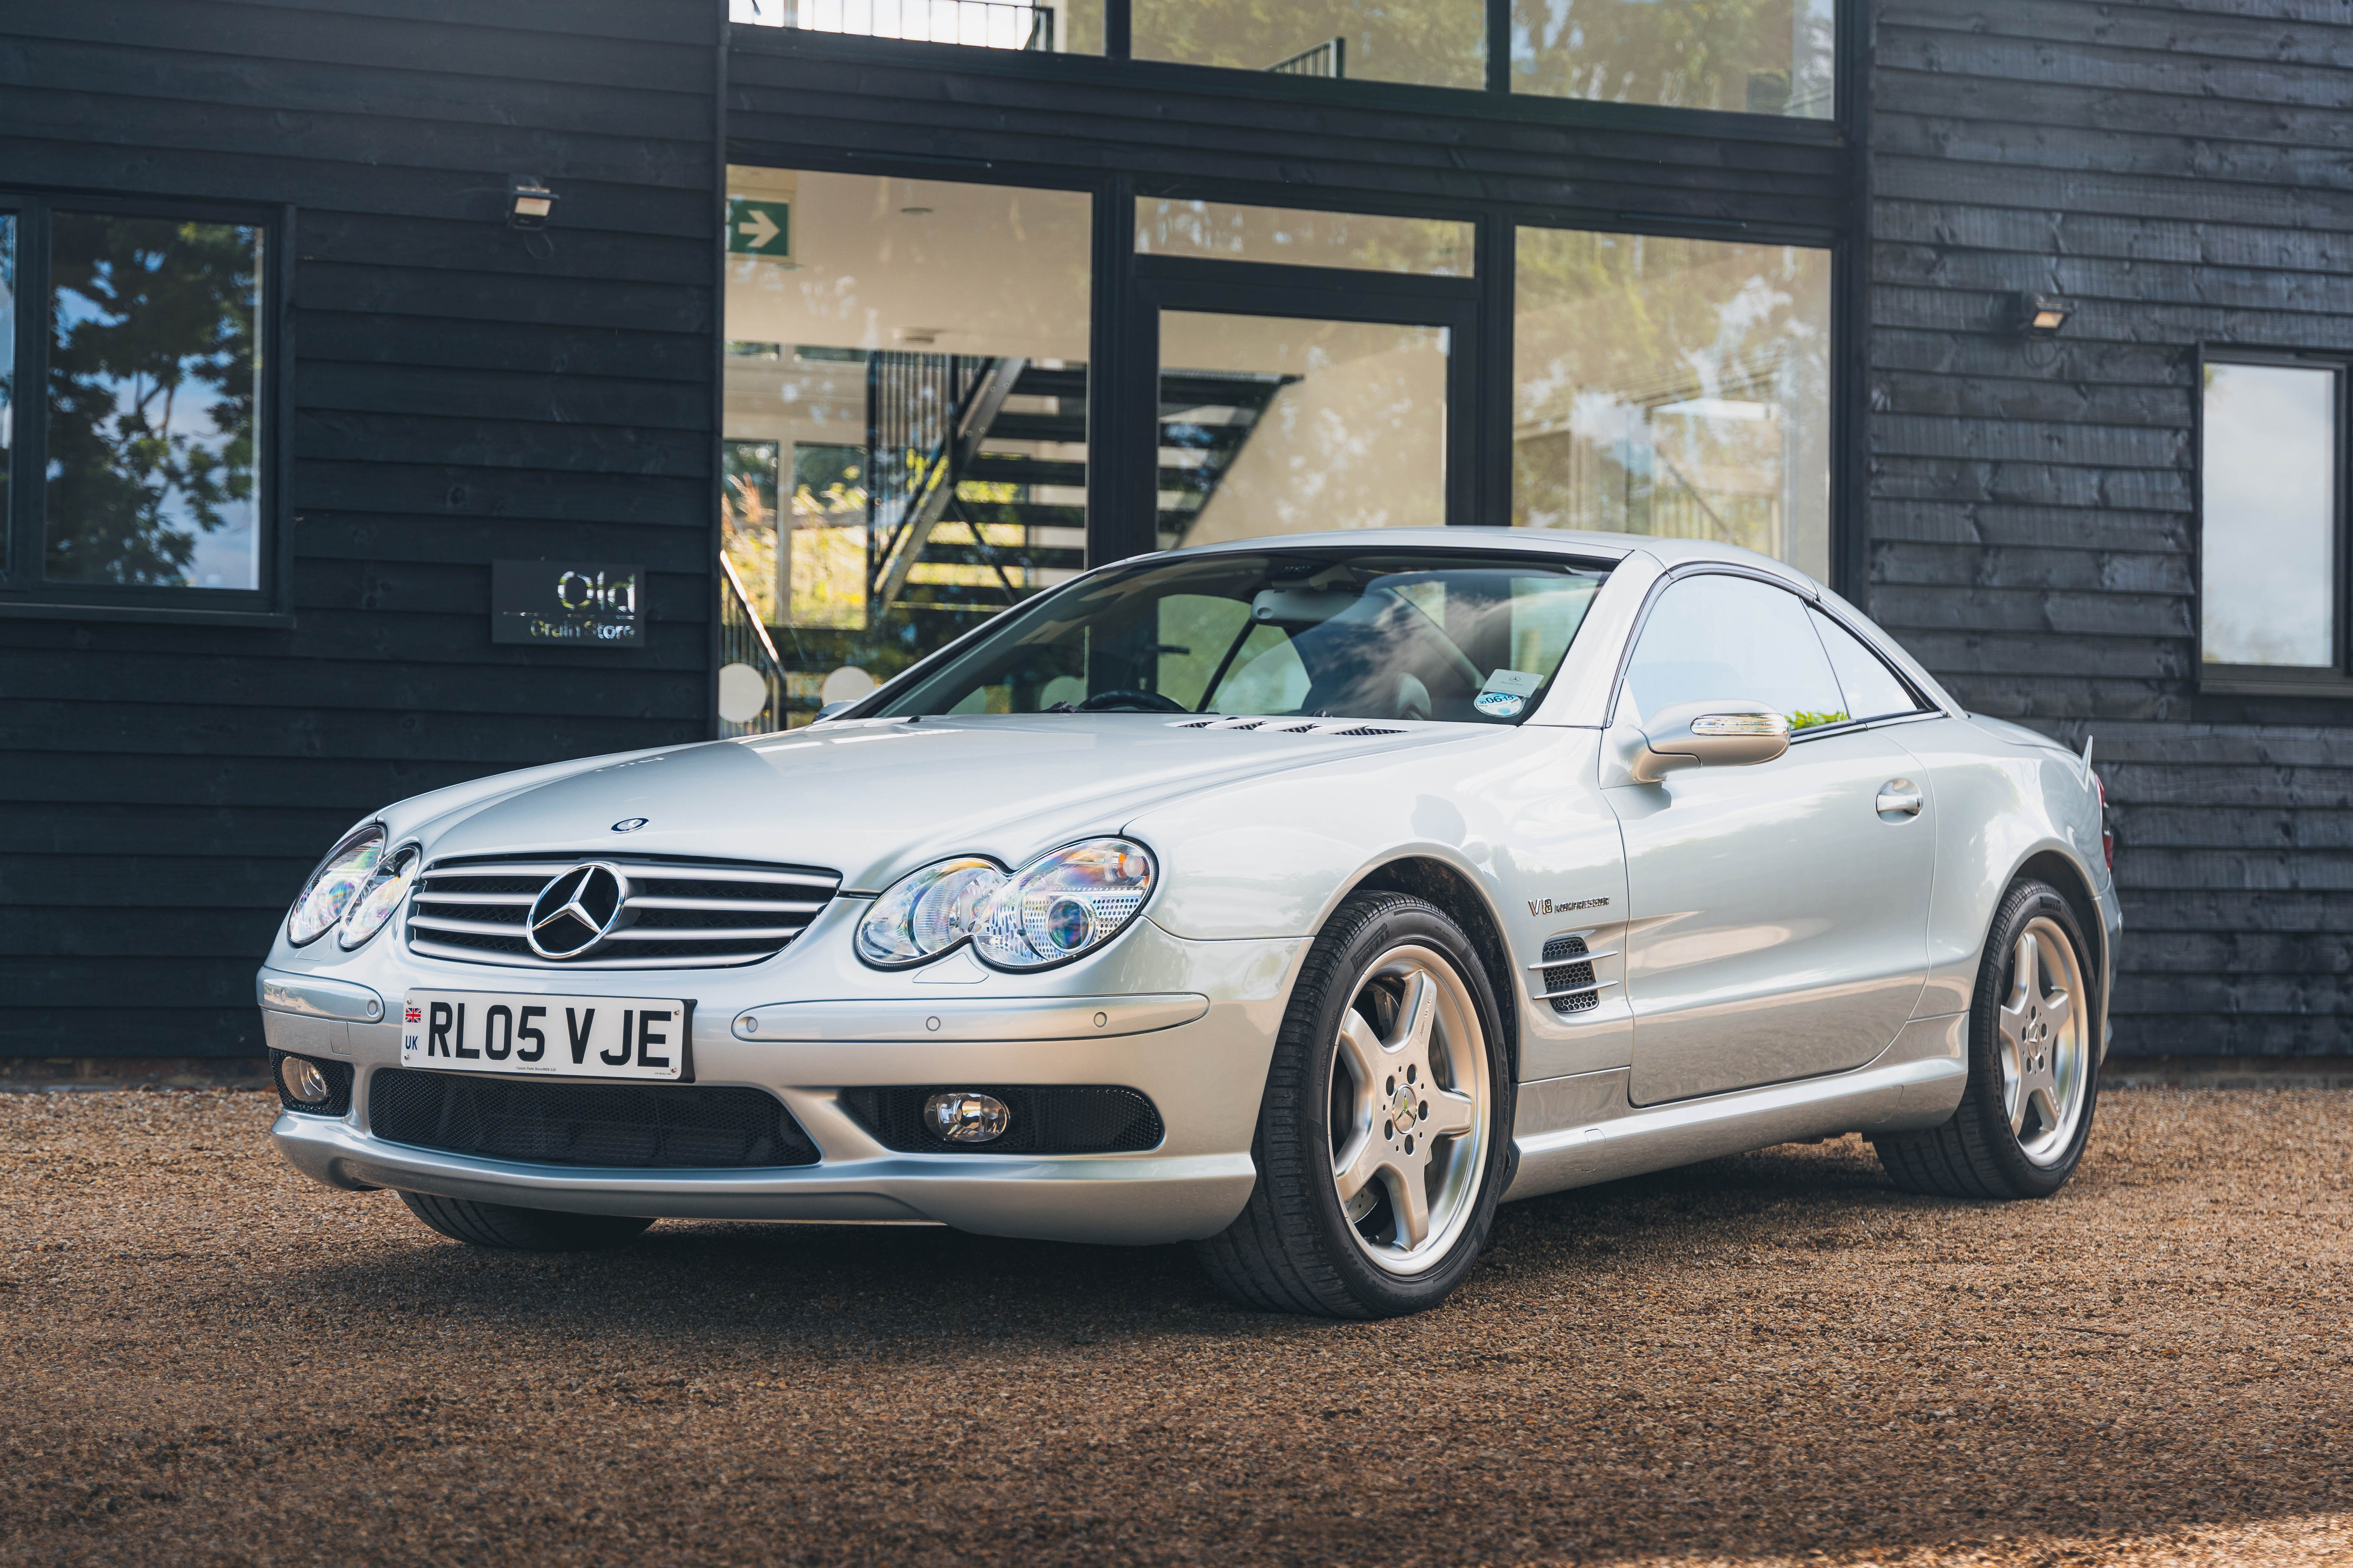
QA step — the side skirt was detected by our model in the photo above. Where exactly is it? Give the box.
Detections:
[1503,1014,1967,1202]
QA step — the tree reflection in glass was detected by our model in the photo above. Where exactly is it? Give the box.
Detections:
[1511,0,1835,118]
[45,214,262,590]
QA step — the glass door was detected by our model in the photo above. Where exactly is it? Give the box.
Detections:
[1104,197,1485,559]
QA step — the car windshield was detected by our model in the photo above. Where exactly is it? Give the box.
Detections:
[872,549,1612,725]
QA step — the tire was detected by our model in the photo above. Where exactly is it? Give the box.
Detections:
[397,1190,654,1251]
[1873,877,2100,1200]
[1195,892,1515,1318]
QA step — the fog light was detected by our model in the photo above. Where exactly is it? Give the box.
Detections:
[925,1091,1010,1145]
[279,1055,331,1105]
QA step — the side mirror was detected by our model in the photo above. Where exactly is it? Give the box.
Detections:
[1627,700,1791,783]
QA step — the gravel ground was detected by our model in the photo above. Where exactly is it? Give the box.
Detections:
[2,1087,2347,1568]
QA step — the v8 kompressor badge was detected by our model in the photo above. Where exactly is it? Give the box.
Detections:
[1528,895,1610,917]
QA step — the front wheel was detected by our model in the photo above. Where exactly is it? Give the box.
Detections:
[1873,877,2100,1199]
[1195,892,1513,1318]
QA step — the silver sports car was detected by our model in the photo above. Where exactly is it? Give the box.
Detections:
[261,529,2116,1318]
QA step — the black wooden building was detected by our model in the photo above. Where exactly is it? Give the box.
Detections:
[3,0,2348,1078]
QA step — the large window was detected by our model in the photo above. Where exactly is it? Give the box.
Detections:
[735,0,1837,121]
[722,166,1091,724]
[1512,226,1831,581]
[0,199,270,608]
[2200,355,2343,682]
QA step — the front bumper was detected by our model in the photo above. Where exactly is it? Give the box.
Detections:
[261,912,1304,1246]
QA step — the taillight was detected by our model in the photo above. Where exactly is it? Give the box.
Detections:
[2094,771,2114,870]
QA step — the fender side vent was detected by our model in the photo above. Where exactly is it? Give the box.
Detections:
[1542,933,1599,1015]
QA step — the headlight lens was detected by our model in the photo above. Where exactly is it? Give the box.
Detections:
[286,825,386,946]
[857,838,1155,971]
[337,843,420,949]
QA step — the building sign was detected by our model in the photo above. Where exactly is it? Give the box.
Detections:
[727,198,792,258]
[491,561,644,646]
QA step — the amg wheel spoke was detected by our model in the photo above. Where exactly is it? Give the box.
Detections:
[1333,1131,1386,1204]
[1387,1162,1433,1251]
[1423,1087,1475,1138]
[1336,1010,1384,1092]
[1392,969,1437,1057]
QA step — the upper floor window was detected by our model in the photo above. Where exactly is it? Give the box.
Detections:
[735,0,1838,123]
[2199,354,2344,686]
[1,196,271,609]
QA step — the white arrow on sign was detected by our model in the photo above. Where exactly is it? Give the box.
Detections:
[737,207,781,249]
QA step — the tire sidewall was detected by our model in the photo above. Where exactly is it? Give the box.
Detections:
[1966,879,2101,1196]
[1278,896,1516,1315]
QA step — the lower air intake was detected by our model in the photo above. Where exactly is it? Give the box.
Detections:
[841,1086,1164,1155]
[1542,934,1599,1016]
[368,1069,819,1169]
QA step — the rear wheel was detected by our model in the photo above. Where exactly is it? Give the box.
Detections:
[397,1190,654,1251]
[1195,892,1512,1318]
[1874,878,2099,1199]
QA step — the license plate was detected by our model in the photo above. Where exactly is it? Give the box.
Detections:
[400,990,688,1081]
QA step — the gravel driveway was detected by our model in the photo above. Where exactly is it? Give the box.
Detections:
[2,1087,2347,1567]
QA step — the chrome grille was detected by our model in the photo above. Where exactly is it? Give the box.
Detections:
[405,855,840,970]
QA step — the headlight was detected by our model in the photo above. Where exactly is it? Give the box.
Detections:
[337,842,420,949]
[286,825,385,946]
[857,838,1155,971]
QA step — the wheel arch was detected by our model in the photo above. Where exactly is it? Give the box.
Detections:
[2010,847,2108,1031]
[1346,855,1520,1083]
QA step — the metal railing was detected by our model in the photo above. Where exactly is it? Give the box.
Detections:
[719,551,785,736]
[739,0,1055,51]
[1269,36,1346,79]
[866,351,1027,614]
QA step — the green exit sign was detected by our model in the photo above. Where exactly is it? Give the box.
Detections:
[728,198,792,258]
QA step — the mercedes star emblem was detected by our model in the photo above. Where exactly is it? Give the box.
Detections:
[525,863,628,959]
[611,818,649,833]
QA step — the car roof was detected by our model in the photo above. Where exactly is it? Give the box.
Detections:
[1156,526,1826,596]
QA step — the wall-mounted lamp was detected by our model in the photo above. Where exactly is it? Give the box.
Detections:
[2011,291,2073,338]
[508,174,557,231]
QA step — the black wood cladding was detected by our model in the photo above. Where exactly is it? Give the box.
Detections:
[0,0,718,1056]
[1868,1,2353,1055]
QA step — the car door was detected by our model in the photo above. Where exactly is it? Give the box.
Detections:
[1604,571,1935,1106]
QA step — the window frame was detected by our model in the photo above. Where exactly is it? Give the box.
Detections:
[0,191,293,626]
[2194,345,2353,697]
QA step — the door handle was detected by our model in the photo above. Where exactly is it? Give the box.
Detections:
[1875,778,1924,819]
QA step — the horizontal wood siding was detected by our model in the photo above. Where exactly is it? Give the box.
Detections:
[1869,0,2353,1055]
[0,0,717,1057]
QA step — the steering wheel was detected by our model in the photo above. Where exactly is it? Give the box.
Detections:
[1075,688,1187,713]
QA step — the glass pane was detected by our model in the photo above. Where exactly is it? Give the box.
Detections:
[2202,361,2337,668]
[1133,0,1483,91]
[1136,200,1473,276]
[0,212,13,574]
[723,166,1091,727]
[1511,0,1835,119]
[1809,608,1920,722]
[1622,573,1844,727]
[875,548,1610,722]
[46,214,263,591]
[1161,311,1447,547]
[1513,227,1831,581]
[730,0,1104,54]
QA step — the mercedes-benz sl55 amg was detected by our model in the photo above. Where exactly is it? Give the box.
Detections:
[260,529,2116,1318]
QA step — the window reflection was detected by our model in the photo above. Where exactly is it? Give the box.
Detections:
[45,214,263,591]
[722,166,1092,725]
[1162,312,1448,547]
[1513,227,1830,581]
[2201,361,2338,668]
[1132,0,1484,91]
[730,0,1103,54]
[1137,200,1474,277]
[1511,0,1835,118]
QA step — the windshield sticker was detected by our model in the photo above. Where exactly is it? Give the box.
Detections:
[1475,691,1527,718]
[1480,668,1545,698]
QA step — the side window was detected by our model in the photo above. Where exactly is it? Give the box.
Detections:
[1621,574,1848,730]
[1809,609,1925,723]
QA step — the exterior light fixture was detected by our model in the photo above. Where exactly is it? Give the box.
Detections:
[2012,291,2073,338]
[508,174,556,230]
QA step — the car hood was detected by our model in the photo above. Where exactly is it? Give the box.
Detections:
[411,714,1472,890]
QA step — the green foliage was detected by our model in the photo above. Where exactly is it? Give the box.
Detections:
[1787,708,1848,731]
[44,214,259,587]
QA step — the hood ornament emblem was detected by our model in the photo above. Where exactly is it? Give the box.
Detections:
[612,818,648,833]
[526,863,628,959]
